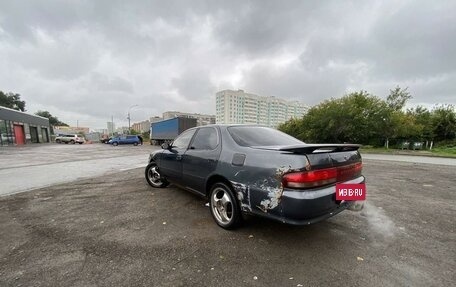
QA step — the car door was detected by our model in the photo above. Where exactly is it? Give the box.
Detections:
[182,127,221,194]
[159,129,197,184]
[119,136,127,144]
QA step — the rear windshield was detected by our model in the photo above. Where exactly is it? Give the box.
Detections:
[227,126,303,147]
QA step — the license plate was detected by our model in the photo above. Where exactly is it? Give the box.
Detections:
[335,183,366,200]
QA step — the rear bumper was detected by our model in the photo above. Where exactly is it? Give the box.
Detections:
[280,175,365,225]
[249,175,365,225]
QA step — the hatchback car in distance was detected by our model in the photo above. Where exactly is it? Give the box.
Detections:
[145,125,365,229]
[109,135,141,146]
[55,134,84,144]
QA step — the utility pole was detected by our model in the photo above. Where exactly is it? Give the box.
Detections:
[128,105,138,134]
[127,112,131,134]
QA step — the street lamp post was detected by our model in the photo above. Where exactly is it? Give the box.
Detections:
[127,104,138,134]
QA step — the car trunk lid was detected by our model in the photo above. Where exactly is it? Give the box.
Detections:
[251,144,363,188]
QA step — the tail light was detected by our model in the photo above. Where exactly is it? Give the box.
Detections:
[283,162,362,189]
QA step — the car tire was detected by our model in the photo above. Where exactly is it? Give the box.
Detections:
[56,139,61,143]
[145,162,169,188]
[209,182,242,229]
[133,142,138,146]
[78,142,83,144]
[70,140,75,144]
[112,142,118,146]
[64,141,68,144]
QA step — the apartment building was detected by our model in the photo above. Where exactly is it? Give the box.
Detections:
[107,122,115,135]
[131,120,150,133]
[216,90,308,127]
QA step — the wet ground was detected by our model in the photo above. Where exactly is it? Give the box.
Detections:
[0,144,157,196]
[0,145,455,286]
[362,153,456,166]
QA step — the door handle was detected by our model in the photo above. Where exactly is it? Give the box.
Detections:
[176,155,182,161]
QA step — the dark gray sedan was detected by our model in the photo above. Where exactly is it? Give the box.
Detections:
[145,125,365,229]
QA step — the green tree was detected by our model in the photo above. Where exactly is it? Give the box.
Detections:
[407,106,434,140]
[279,87,455,147]
[369,86,414,147]
[35,110,69,134]
[387,86,412,111]
[141,131,150,141]
[277,118,305,140]
[0,91,26,111]
[129,129,139,135]
[35,110,69,127]
[431,105,456,141]
[279,91,390,144]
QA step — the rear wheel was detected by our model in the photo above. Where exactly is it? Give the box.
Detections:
[209,182,242,229]
[78,142,83,144]
[133,142,138,146]
[145,162,169,188]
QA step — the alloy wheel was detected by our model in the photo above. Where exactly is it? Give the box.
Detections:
[211,187,234,225]
[147,165,163,187]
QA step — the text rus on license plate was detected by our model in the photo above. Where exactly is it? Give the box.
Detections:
[336,183,366,200]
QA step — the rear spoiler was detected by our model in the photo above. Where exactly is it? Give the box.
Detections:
[251,144,361,154]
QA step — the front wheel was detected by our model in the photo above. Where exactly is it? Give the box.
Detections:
[145,163,169,188]
[209,182,242,229]
[70,140,75,144]
[112,142,118,146]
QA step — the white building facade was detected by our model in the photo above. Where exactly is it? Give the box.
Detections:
[132,120,151,133]
[216,90,308,127]
[107,122,115,135]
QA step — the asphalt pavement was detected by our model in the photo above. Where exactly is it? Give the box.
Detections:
[0,144,156,196]
[362,153,456,166]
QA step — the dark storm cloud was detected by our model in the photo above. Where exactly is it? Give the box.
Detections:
[0,0,455,128]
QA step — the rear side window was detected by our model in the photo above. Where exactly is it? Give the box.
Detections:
[191,128,218,150]
[227,126,303,147]
[127,136,136,139]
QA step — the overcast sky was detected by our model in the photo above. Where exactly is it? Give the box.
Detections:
[0,0,455,129]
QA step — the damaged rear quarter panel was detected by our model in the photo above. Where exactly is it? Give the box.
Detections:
[215,134,310,219]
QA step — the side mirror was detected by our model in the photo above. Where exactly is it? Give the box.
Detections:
[161,142,170,149]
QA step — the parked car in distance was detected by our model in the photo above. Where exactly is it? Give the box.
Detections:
[145,124,365,229]
[100,136,112,144]
[109,135,142,146]
[1,133,14,143]
[55,134,85,144]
